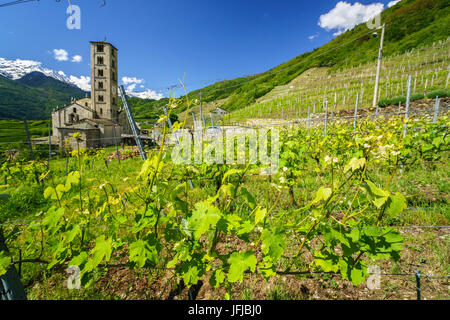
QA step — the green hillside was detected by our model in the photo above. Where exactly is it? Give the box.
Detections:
[165,0,450,116]
[0,72,86,120]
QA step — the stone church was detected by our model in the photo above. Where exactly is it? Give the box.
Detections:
[51,41,132,149]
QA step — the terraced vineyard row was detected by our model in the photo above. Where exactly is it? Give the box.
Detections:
[228,40,449,122]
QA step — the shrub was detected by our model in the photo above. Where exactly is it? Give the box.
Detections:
[426,90,449,99]
[410,93,425,102]
[377,96,406,107]
[390,96,407,105]
[377,98,391,107]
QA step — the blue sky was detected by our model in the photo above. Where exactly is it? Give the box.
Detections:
[0,0,401,98]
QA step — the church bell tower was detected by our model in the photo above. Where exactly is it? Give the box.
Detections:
[90,41,119,122]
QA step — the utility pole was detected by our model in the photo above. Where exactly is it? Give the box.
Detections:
[199,91,203,129]
[372,23,386,109]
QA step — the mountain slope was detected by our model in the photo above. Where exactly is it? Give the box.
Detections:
[17,71,83,94]
[171,0,450,115]
[0,72,87,120]
[0,57,75,84]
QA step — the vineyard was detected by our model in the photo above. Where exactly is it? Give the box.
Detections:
[0,99,449,299]
[227,40,449,123]
[2,0,450,305]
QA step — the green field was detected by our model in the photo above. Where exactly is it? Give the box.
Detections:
[0,120,50,145]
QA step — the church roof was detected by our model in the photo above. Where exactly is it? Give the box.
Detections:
[54,101,94,113]
[85,118,116,126]
[90,41,118,51]
[57,122,98,130]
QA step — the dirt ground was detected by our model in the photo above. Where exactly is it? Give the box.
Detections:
[81,226,449,301]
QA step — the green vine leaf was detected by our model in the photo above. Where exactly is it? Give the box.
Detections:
[42,206,65,234]
[344,157,366,173]
[254,207,267,225]
[314,250,339,273]
[240,187,256,210]
[129,238,158,267]
[312,187,332,204]
[210,269,226,289]
[84,235,113,273]
[387,192,407,217]
[228,251,257,283]
[261,229,285,261]
[188,201,221,240]
[0,251,11,276]
[362,181,390,208]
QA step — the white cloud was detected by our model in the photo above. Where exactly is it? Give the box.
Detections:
[71,55,83,63]
[53,49,69,61]
[122,76,162,99]
[127,89,164,100]
[309,33,319,41]
[318,1,384,36]
[122,76,144,85]
[126,83,137,92]
[388,0,401,8]
[69,75,91,91]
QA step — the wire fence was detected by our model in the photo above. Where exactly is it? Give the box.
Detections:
[1,204,449,229]
[0,116,448,150]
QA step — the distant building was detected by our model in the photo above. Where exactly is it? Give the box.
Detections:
[210,107,229,116]
[51,41,132,149]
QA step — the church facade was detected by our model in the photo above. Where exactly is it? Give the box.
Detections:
[51,41,132,149]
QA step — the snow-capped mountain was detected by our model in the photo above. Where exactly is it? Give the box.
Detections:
[0,57,91,91]
[0,57,71,83]
[0,57,163,99]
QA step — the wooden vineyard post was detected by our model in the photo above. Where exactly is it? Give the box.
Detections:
[23,120,39,184]
[415,269,421,300]
[446,70,449,89]
[354,93,359,130]
[433,97,440,123]
[23,120,34,161]
[47,123,51,172]
[202,114,206,128]
[113,125,121,165]
[372,23,385,109]
[413,76,417,94]
[403,75,412,139]
[307,105,311,135]
[0,226,27,300]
